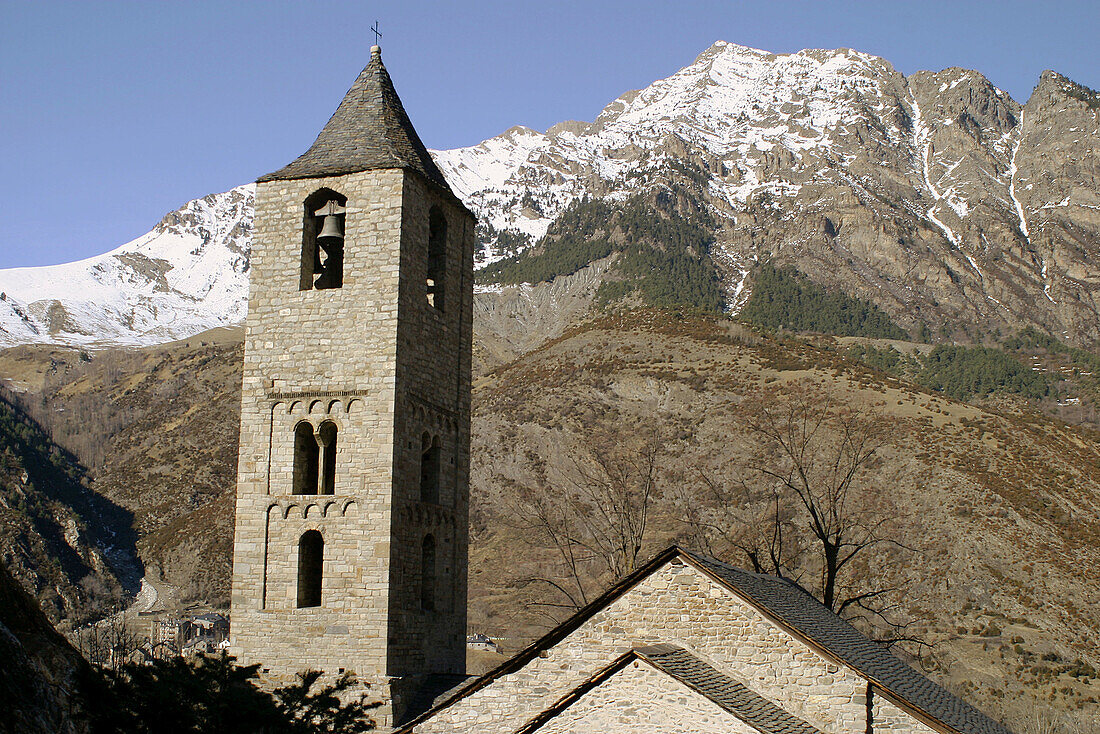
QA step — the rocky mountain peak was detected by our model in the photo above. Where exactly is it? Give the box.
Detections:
[0,41,1097,351]
[1030,70,1100,112]
[545,120,591,137]
[438,40,1099,347]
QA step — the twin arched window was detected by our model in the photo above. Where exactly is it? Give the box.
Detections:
[293,421,337,495]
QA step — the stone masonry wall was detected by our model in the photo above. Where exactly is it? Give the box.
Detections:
[413,560,869,733]
[230,168,473,694]
[874,694,940,734]
[387,174,473,679]
[538,659,760,734]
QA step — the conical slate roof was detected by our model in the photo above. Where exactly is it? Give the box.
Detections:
[257,46,452,190]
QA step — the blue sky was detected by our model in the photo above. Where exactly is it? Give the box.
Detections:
[2,0,1098,268]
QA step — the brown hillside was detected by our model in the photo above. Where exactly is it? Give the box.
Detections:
[2,313,1099,728]
[467,311,1100,725]
[0,337,241,607]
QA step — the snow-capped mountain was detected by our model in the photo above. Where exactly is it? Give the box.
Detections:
[2,40,1098,349]
[0,186,252,348]
[437,41,1100,345]
[436,42,911,252]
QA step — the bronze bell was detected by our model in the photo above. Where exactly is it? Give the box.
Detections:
[317,213,344,244]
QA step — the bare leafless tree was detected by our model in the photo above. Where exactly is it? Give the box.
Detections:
[560,424,661,580]
[684,382,917,644]
[512,481,595,615]
[76,621,109,667]
[508,423,665,617]
[74,604,144,667]
[681,471,803,580]
[1010,707,1100,734]
[746,387,895,611]
[1022,710,1060,734]
[104,607,143,666]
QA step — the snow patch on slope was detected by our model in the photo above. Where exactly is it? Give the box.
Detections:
[2,39,1056,350]
[1008,118,1031,241]
[0,186,253,349]
[909,96,984,281]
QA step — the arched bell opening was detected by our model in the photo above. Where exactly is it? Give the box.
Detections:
[301,188,348,291]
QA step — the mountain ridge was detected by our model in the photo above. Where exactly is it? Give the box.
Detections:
[1,40,1097,350]
[0,185,252,349]
[441,40,1099,346]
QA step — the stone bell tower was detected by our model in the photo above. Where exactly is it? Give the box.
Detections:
[229,44,474,720]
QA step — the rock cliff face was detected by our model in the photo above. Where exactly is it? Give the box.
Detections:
[472,257,614,374]
[436,42,1100,347]
[0,392,132,626]
[0,562,91,734]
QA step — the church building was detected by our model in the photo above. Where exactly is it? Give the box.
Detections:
[229,46,1012,734]
[397,547,1012,734]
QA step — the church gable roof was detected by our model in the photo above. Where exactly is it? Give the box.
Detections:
[516,644,824,734]
[257,47,452,191]
[398,546,1012,734]
[633,644,824,734]
[684,553,1013,734]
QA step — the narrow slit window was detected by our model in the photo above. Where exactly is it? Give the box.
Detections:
[318,421,338,495]
[419,433,441,504]
[297,530,323,608]
[426,207,446,310]
[421,534,436,612]
[293,422,319,495]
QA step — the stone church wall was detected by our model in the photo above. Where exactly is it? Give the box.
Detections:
[231,167,474,686]
[874,695,940,734]
[413,560,868,733]
[538,659,760,734]
[386,172,473,678]
[232,169,408,678]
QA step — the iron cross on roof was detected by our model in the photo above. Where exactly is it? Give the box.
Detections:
[371,21,382,46]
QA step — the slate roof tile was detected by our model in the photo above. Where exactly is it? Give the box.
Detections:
[257,47,452,190]
[395,546,1015,734]
[684,551,1014,734]
[635,644,823,734]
